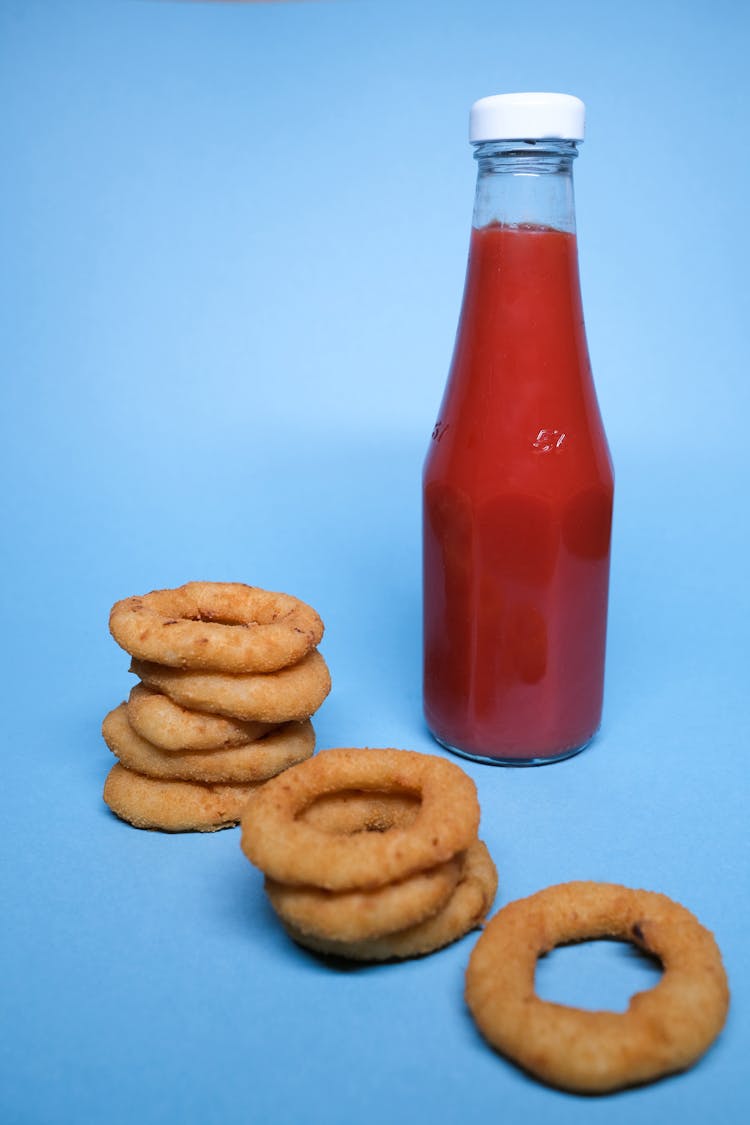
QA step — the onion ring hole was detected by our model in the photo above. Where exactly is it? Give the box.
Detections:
[535,937,664,1013]
[297,788,422,836]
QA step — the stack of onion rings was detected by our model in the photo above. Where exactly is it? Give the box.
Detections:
[102,582,330,832]
[465,881,730,1093]
[241,747,497,958]
[281,841,497,960]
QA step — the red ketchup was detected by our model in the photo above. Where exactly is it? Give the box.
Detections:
[423,94,614,764]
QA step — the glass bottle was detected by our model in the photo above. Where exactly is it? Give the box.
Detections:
[423,93,614,765]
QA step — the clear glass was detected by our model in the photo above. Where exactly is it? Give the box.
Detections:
[472,139,578,232]
[422,139,614,765]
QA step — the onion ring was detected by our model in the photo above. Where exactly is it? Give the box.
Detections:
[131,649,331,723]
[266,853,463,943]
[127,684,274,750]
[240,748,480,891]
[283,841,497,961]
[110,581,324,673]
[464,881,730,1094]
[103,763,261,832]
[102,704,315,783]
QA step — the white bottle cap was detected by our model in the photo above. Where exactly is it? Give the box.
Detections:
[469,92,585,143]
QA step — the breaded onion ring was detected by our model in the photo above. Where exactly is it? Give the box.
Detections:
[241,748,480,891]
[266,853,463,943]
[103,763,261,832]
[127,684,274,751]
[102,704,315,783]
[131,649,331,723]
[110,581,323,673]
[465,881,730,1094]
[300,789,421,835]
[283,841,497,961]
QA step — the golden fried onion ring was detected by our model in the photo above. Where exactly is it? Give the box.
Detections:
[103,763,261,832]
[465,881,730,1094]
[283,841,497,961]
[241,748,480,891]
[127,684,274,751]
[103,703,315,783]
[131,649,331,723]
[110,581,323,673]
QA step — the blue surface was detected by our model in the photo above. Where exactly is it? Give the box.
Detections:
[1,1,748,1122]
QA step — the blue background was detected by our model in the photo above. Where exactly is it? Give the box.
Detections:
[2,0,748,1122]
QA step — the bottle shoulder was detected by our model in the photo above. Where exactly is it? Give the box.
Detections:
[424,414,613,499]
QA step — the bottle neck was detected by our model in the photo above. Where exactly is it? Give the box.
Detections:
[472,140,578,234]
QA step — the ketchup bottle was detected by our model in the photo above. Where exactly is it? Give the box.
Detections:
[423,93,614,765]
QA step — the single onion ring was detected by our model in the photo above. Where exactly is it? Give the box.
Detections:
[102,704,315,783]
[465,881,730,1094]
[131,649,331,723]
[103,763,261,832]
[283,841,497,961]
[110,582,324,673]
[266,853,463,943]
[127,684,274,750]
[240,748,480,891]
[300,789,421,835]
